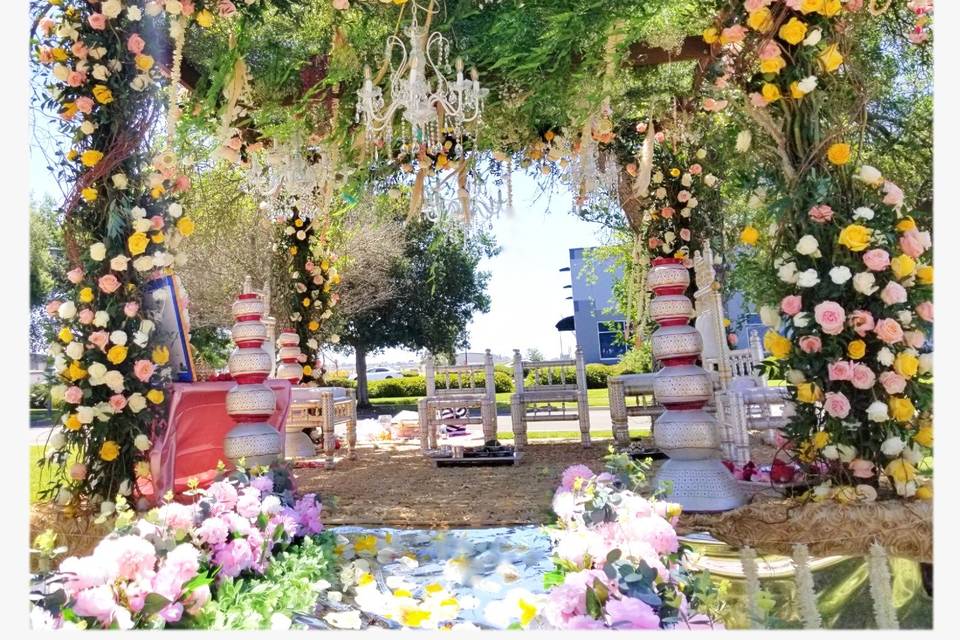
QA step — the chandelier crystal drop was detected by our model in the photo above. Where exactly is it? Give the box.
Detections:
[355,2,488,156]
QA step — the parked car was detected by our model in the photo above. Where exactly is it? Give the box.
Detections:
[349,367,402,381]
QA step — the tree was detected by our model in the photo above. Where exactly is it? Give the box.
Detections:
[29,195,65,352]
[526,348,544,362]
[336,215,498,406]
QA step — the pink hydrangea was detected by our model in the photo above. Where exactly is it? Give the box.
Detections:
[542,569,611,628]
[158,502,196,533]
[250,474,274,494]
[195,516,229,546]
[814,301,846,335]
[93,535,157,582]
[72,585,124,627]
[163,543,200,584]
[621,514,679,555]
[59,555,110,593]
[561,464,595,491]
[295,494,324,535]
[213,538,254,578]
[208,481,239,512]
[236,488,263,519]
[606,596,661,629]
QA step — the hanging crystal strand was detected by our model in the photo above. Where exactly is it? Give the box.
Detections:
[741,546,764,629]
[792,544,822,629]
[868,543,899,629]
[166,16,187,151]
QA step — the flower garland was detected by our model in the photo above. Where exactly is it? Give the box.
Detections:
[704,0,933,499]
[791,543,822,629]
[31,0,271,509]
[867,542,899,629]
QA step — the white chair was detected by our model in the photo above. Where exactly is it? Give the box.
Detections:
[417,349,497,452]
[608,372,661,445]
[286,386,358,468]
[510,346,590,449]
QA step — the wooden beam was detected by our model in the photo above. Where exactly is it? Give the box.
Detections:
[626,35,710,67]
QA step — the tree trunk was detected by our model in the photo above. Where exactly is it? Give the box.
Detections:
[355,348,370,408]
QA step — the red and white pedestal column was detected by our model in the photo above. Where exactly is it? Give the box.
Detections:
[276,330,316,459]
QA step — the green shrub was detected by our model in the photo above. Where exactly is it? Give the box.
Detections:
[323,376,356,389]
[618,344,654,374]
[401,369,420,377]
[366,372,514,398]
[30,383,50,409]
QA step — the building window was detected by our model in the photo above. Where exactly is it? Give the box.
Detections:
[597,321,627,360]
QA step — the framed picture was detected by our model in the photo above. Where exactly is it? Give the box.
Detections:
[143,274,196,382]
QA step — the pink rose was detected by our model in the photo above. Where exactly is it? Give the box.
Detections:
[150,215,165,230]
[879,371,907,395]
[133,359,156,382]
[758,40,781,60]
[862,249,890,272]
[654,131,665,143]
[899,230,928,259]
[64,386,83,404]
[67,267,85,284]
[648,237,659,249]
[915,301,933,323]
[823,392,851,419]
[98,274,121,294]
[124,301,140,317]
[70,463,88,480]
[808,204,834,223]
[750,92,770,108]
[849,458,875,479]
[127,33,146,55]
[173,175,191,193]
[846,0,864,11]
[781,295,802,316]
[660,207,675,219]
[847,310,875,337]
[88,13,107,29]
[680,228,691,242]
[38,48,53,64]
[39,18,55,35]
[880,281,908,305]
[689,164,703,175]
[67,71,87,87]
[874,318,904,344]
[78,308,94,325]
[71,42,88,59]
[76,97,95,114]
[850,364,876,390]
[903,330,926,349]
[827,360,853,381]
[180,0,196,15]
[333,0,350,9]
[882,181,904,210]
[814,300,846,335]
[88,330,110,351]
[109,394,128,412]
[798,335,822,353]
[720,25,746,44]
[677,190,691,203]
[46,300,62,316]
[218,0,237,17]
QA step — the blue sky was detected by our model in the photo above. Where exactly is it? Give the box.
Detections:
[29,114,612,366]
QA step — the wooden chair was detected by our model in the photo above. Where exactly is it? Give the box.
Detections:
[510,346,590,449]
[417,349,497,452]
[286,386,358,468]
[607,372,662,445]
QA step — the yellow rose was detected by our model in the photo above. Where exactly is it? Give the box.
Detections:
[66,149,78,161]
[152,346,170,365]
[896,217,917,232]
[51,47,68,62]
[747,7,774,32]
[128,232,149,256]
[290,246,298,256]
[893,352,919,379]
[916,265,932,285]
[669,168,681,178]
[812,431,830,449]
[92,84,114,104]
[801,0,825,13]
[703,27,719,44]
[302,297,311,308]
[796,382,822,404]
[847,339,866,360]
[151,185,165,199]
[135,54,154,71]
[61,102,78,120]
[884,458,916,484]
[80,150,103,167]
[740,225,760,245]
[890,254,916,279]
[58,327,74,343]
[914,425,933,448]
[779,17,808,45]
[790,82,805,99]
[196,9,214,27]
[302,365,313,376]
[99,440,120,462]
[723,318,731,328]
[819,43,844,73]
[294,218,304,228]
[151,231,165,244]
[78,287,94,303]
[176,217,195,237]
[760,56,786,74]
[67,361,87,381]
[915,484,932,501]
[308,320,320,331]
[761,83,781,102]
[888,396,916,423]
[65,414,82,431]
[838,224,870,252]
[822,0,842,17]
[764,330,792,359]
[82,187,98,202]
[827,142,851,165]
[147,389,165,404]
[107,344,128,365]
[321,259,331,271]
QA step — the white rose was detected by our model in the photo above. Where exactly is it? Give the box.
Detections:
[165,1,183,15]
[654,187,667,199]
[52,63,69,82]
[141,319,155,334]
[58,301,77,320]
[146,1,164,17]
[92,64,109,81]
[687,197,699,209]
[680,207,692,218]
[134,434,152,451]
[898,310,913,326]
[881,436,905,457]
[856,165,883,186]
[101,0,123,19]
[652,171,663,184]
[111,174,128,190]
[108,60,123,73]
[877,347,895,367]
[88,47,106,60]
[792,312,811,328]
[837,444,857,463]
[306,338,319,350]
[853,206,875,221]
[168,203,183,218]
[56,488,73,506]
[852,272,878,295]
[130,206,147,219]
[130,74,151,92]
[867,401,890,422]
[786,369,806,385]
[795,235,819,255]
[50,384,67,405]
[735,130,752,153]
[797,75,818,94]
[128,393,147,413]
[704,174,718,187]
[93,310,110,327]
[778,262,799,284]
[296,230,307,241]
[153,252,174,267]
[133,219,152,234]
[681,173,692,187]
[88,362,107,384]
[918,352,932,375]
[53,355,67,372]
[65,341,84,361]
[664,231,676,244]
[49,429,67,450]
[80,121,97,135]
[109,330,128,346]
[49,342,63,356]
[93,402,114,420]
[89,242,107,261]
[759,305,781,328]
[902,443,924,465]
[134,256,155,272]
[127,6,143,21]
[822,445,839,460]
[829,266,852,284]
[797,268,820,288]
[76,406,94,424]
[110,255,130,271]
[103,370,125,393]
[803,28,822,46]
[329,334,341,344]
[119,479,132,496]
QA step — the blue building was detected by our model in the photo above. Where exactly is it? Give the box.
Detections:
[558,247,628,364]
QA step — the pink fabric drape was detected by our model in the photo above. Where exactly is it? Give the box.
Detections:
[146,379,292,501]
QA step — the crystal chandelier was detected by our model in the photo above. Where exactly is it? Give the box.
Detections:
[246,136,344,221]
[355,1,488,155]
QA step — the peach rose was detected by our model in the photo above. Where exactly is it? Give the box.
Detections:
[67,71,87,87]
[150,215,165,230]
[862,249,890,272]
[88,13,107,29]
[134,359,156,382]
[680,228,691,242]
[781,295,802,316]
[899,230,926,259]
[677,190,691,203]
[661,207,675,219]
[127,33,146,55]
[808,204,834,223]
[798,335,822,353]
[98,274,121,294]
[75,97,95,114]
[689,164,703,175]
[850,364,876,390]
[827,360,854,381]
[874,318,904,344]
[880,281,907,306]
[109,394,128,412]
[78,308,94,325]
[814,300,846,335]
[67,267,85,284]
[915,301,933,323]
[823,392,851,419]
[124,301,140,317]
[903,330,926,349]
[847,310,875,337]
[849,459,875,479]
[883,181,904,209]
[879,371,907,395]
[46,300,62,316]
[64,386,83,404]
[88,330,110,351]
